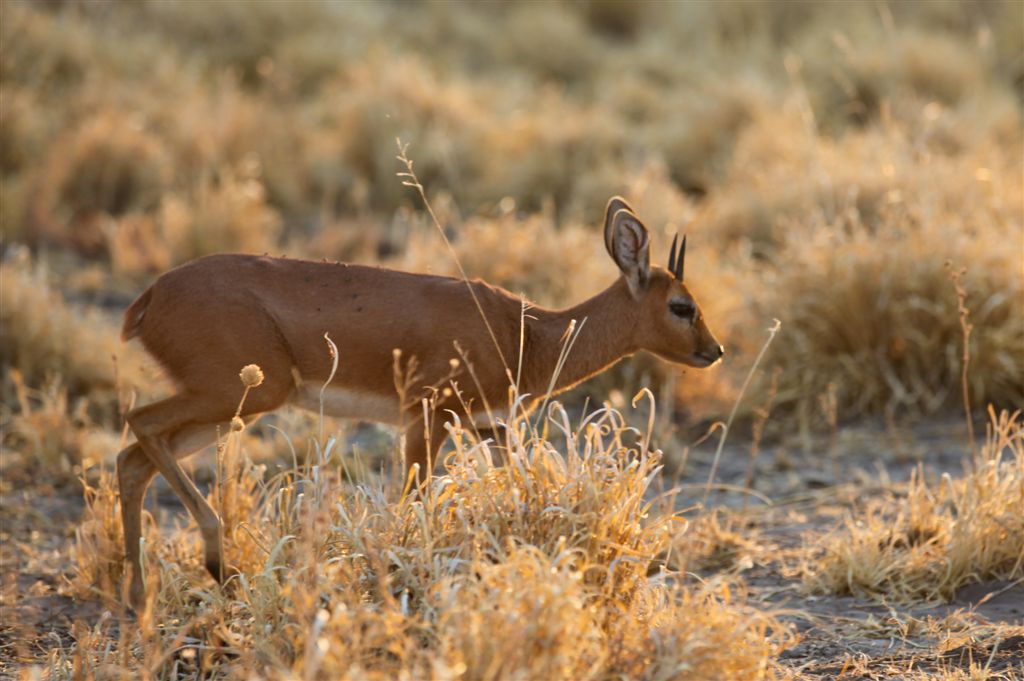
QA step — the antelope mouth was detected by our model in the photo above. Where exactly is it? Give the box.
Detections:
[691,346,725,368]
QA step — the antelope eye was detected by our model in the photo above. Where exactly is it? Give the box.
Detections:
[669,300,696,321]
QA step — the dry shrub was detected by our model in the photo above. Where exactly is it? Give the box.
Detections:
[28,110,172,254]
[652,87,755,196]
[0,371,120,487]
[71,466,133,601]
[108,164,282,275]
[801,27,991,130]
[706,99,1022,253]
[580,0,649,39]
[0,86,42,179]
[434,546,605,681]
[672,509,763,574]
[395,208,606,306]
[712,105,1024,422]
[751,215,1023,422]
[318,54,495,212]
[804,408,1024,604]
[60,403,791,679]
[119,0,344,86]
[0,249,134,400]
[498,3,598,83]
[316,54,622,216]
[0,88,44,244]
[0,1,94,91]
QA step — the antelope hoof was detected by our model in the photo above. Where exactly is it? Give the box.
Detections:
[205,558,240,585]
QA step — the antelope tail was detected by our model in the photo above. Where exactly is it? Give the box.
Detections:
[121,287,153,342]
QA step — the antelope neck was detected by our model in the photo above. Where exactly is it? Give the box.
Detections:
[523,277,640,396]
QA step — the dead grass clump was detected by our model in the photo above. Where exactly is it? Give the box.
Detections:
[804,408,1024,604]
[327,405,676,611]
[610,580,787,681]
[0,371,120,488]
[29,110,172,255]
[71,466,134,601]
[395,208,605,307]
[799,25,990,131]
[0,249,129,400]
[108,164,282,275]
[498,3,598,83]
[672,509,763,574]
[121,0,341,87]
[751,216,1023,423]
[434,546,605,681]
[61,403,790,679]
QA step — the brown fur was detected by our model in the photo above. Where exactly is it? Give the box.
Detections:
[115,197,723,609]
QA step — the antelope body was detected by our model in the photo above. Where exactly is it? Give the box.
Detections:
[116,197,723,609]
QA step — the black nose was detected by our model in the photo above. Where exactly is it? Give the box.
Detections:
[716,345,725,358]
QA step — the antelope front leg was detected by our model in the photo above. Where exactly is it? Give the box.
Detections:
[135,435,226,584]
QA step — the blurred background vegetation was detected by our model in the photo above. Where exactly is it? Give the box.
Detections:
[1,0,1022,455]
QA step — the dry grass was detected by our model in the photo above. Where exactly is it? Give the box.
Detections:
[3,1,1024,677]
[59,403,791,679]
[3,0,1021,426]
[0,248,150,413]
[803,408,1024,604]
[0,370,121,487]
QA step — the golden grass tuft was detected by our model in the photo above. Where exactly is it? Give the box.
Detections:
[0,249,148,410]
[28,109,172,255]
[5,1,1023,674]
[59,403,791,679]
[672,509,763,574]
[751,217,1023,424]
[70,466,133,601]
[107,164,283,277]
[1,371,121,485]
[803,408,1024,604]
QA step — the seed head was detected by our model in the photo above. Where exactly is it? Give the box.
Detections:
[240,364,264,388]
[231,416,246,433]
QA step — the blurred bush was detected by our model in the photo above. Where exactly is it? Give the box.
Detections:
[1,0,1020,428]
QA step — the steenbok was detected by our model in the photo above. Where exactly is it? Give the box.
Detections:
[116,196,723,608]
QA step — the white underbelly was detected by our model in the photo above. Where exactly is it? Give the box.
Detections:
[289,382,513,430]
[290,384,402,425]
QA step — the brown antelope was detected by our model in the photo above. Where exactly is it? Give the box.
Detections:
[116,196,723,609]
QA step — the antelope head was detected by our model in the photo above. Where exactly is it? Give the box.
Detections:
[604,197,725,368]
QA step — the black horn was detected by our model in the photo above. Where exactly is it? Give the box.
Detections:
[668,234,679,278]
[674,235,686,281]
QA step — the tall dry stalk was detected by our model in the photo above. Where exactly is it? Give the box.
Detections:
[702,318,781,507]
[946,262,977,461]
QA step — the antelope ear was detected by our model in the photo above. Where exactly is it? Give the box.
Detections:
[607,208,650,297]
[603,196,635,257]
